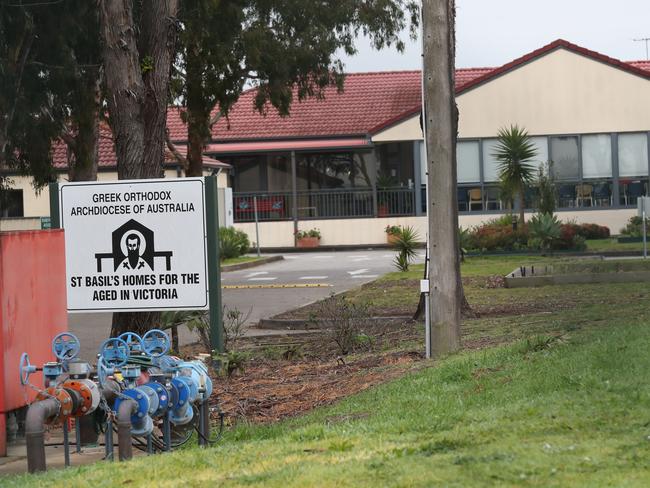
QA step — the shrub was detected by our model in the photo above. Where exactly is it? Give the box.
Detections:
[578,223,610,239]
[468,223,528,252]
[385,224,401,236]
[528,213,561,252]
[219,226,250,260]
[392,225,420,271]
[296,228,321,239]
[536,161,556,216]
[311,294,371,355]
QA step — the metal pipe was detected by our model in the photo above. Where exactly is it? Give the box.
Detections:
[116,399,137,461]
[25,397,60,473]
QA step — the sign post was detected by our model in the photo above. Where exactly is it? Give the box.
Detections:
[638,197,650,260]
[51,177,223,352]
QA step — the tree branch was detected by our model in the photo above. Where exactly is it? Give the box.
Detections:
[165,128,188,172]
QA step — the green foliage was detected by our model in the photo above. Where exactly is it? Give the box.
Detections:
[458,227,472,261]
[174,0,418,171]
[621,216,650,238]
[219,226,250,260]
[385,224,401,235]
[213,350,250,378]
[536,161,556,215]
[527,213,561,252]
[494,125,538,223]
[392,225,420,272]
[296,228,321,239]
[141,55,154,74]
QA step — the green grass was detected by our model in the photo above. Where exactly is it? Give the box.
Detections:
[221,256,263,267]
[11,307,650,487]
[553,258,650,274]
[585,238,643,253]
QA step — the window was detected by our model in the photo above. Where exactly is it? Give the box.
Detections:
[550,136,580,180]
[582,134,612,178]
[456,141,480,183]
[0,189,24,217]
[529,136,549,172]
[482,139,500,182]
[618,133,648,177]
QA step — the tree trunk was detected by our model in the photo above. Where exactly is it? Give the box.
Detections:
[68,71,101,182]
[519,185,526,225]
[423,0,461,357]
[99,0,145,178]
[185,40,209,177]
[139,0,179,177]
[99,0,178,336]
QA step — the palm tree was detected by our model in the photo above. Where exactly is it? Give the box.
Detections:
[493,125,538,224]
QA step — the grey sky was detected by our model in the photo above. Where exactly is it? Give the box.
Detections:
[340,0,650,72]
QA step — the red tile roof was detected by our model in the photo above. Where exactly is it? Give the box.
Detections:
[51,125,228,171]
[167,68,491,143]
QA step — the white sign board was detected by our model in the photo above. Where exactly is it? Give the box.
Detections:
[59,178,209,313]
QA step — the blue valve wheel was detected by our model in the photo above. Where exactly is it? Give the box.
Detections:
[19,352,36,386]
[96,357,113,388]
[52,332,80,361]
[143,329,171,357]
[117,332,144,353]
[99,338,129,368]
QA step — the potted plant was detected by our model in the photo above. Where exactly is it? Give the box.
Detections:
[385,224,402,245]
[296,228,321,248]
[376,173,398,217]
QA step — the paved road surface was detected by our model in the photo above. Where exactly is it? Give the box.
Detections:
[69,249,424,360]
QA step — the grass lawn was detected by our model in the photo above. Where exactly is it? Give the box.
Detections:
[585,238,643,253]
[10,298,650,486]
[221,255,264,267]
[8,254,650,487]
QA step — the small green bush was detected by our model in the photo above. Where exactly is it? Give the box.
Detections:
[296,228,321,239]
[620,216,648,238]
[219,226,250,260]
[528,213,561,252]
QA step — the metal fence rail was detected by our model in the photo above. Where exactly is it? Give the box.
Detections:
[233,187,416,222]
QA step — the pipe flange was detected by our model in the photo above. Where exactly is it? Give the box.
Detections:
[113,388,151,427]
[36,387,73,422]
[62,379,95,416]
[143,381,169,417]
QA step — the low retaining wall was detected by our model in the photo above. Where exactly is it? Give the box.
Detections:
[235,208,635,249]
[505,269,650,288]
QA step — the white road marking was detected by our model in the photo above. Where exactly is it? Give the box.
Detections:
[382,254,394,258]
[248,277,277,281]
[348,268,369,275]
[245,271,268,278]
[283,256,299,259]
[299,276,328,280]
[313,255,334,259]
[352,257,371,262]
[352,275,378,279]
[347,255,368,258]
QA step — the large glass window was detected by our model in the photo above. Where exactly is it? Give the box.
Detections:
[529,136,549,172]
[582,134,612,178]
[550,136,580,180]
[0,189,23,217]
[618,133,649,177]
[457,141,480,183]
[482,139,500,182]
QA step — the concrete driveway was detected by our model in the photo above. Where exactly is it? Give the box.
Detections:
[69,249,424,360]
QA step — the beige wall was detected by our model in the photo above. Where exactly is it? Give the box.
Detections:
[372,115,422,142]
[6,168,229,218]
[0,217,41,231]
[457,49,650,138]
[234,209,635,248]
[372,47,650,143]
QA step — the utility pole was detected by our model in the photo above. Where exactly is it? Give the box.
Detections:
[422,0,462,357]
[634,38,650,60]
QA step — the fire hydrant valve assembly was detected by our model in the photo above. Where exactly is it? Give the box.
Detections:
[18,329,215,473]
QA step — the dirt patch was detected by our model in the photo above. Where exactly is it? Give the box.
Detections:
[211,350,424,424]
